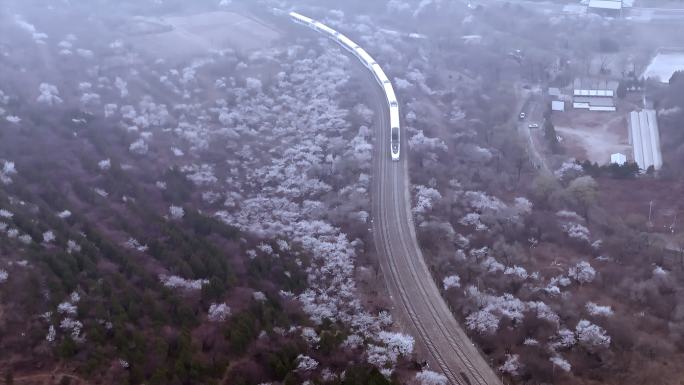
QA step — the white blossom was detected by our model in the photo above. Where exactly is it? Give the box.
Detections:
[46,325,56,342]
[342,334,363,349]
[413,185,442,216]
[1,161,17,184]
[104,103,118,118]
[459,212,487,231]
[124,238,148,252]
[555,160,583,179]
[563,223,590,243]
[550,355,572,372]
[504,265,528,280]
[208,303,231,322]
[378,331,414,357]
[415,370,448,385]
[576,319,610,349]
[466,310,499,334]
[481,257,504,273]
[245,77,263,92]
[464,191,506,212]
[159,274,208,290]
[301,327,320,346]
[57,302,77,315]
[499,354,521,376]
[296,355,319,371]
[37,83,63,105]
[253,291,267,302]
[59,317,84,340]
[169,205,185,219]
[442,274,461,290]
[527,301,560,325]
[115,77,128,98]
[43,230,56,243]
[129,138,149,155]
[551,328,577,350]
[98,159,111,171]
[18,234,32,244]
[67,240,82,254]
[568,261,596,284]
[585,302,613,317]
[653,266,668,276]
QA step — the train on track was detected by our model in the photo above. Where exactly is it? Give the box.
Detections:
[289,11,401,161]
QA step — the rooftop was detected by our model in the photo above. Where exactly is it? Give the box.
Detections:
[588,0,622,10]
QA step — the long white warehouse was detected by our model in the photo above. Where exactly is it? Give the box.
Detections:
[629,109,663,171]
[289,11,401,161]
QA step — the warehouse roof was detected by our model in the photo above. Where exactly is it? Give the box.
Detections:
[573,96,615,107]
[573,89,614,97]
[629,109,662,170]
[588,0,622,10]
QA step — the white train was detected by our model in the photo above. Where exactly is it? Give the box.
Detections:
[290,11,401,161]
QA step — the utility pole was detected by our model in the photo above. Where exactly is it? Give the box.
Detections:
[647,200,654,228]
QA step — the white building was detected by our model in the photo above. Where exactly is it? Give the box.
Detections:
[552,100,565,112]
[587,0,623,16]
[629,110,663,171]
[610,153,627,165]
[573,96,616,111]
[572,78,618,111]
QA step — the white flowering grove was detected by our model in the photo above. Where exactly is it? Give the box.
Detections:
[207,303,231,322]
[415,369,448,385]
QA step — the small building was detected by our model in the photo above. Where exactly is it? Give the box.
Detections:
[572,78,618,111]
[629,109,663,171]
[548,87,562,98]
[572,96,616,111]
[552,100,565,112]
[610,153,627,165]
[587,0,623,16]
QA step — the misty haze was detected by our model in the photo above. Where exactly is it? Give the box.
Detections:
[1,1,684,385]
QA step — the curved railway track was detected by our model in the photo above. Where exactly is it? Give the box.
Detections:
[288,11,502,385]
[369,81,501,385]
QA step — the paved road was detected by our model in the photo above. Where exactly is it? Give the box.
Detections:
[517,89,549,173]
[364,73,502,385]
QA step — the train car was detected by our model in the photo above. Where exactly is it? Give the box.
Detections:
[354,47,375,68]
[390,105,401,161]
[289,12,314,26]
[289,11,401,161]
[384,84,397,105]
[313,21,338,37]
[372,63,390,86]
[336,34,359,52]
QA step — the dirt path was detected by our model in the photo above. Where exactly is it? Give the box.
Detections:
[556,113,631,164]
[12,371,93,385]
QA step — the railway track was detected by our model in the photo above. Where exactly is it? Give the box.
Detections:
[369,74,502,385]
[287,11,502,384]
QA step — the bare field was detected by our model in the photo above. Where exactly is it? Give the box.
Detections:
[643,50,684,83]
[126,11,280,58]
[598,177,684,241]
[553,110,632,164]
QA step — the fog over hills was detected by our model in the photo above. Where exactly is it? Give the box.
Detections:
[1,1,684,385]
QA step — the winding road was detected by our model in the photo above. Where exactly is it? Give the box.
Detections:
[365,74,502,385]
